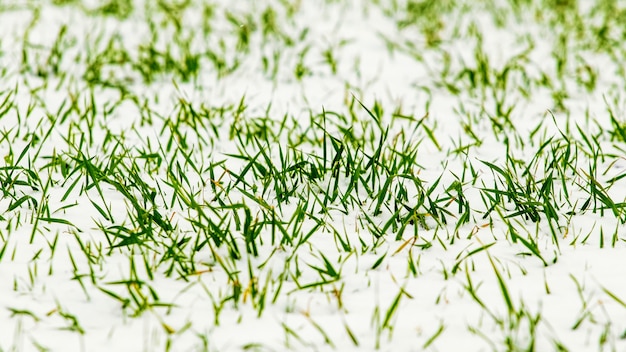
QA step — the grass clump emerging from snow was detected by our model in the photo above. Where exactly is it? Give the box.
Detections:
[2,0,626,351]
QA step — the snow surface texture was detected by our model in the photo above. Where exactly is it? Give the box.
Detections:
[1,0,626,351]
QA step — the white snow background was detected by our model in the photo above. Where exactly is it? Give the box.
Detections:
[2,0,626,351]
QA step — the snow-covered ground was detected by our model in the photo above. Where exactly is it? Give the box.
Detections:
[2,1,626,351]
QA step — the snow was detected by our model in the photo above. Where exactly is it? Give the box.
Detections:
[2,0,626,351]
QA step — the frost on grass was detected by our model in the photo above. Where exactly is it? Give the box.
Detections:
[2,0,626,351]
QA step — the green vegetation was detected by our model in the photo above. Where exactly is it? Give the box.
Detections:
[2,0,626,351]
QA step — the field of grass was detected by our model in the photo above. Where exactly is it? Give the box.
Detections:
[2,0,626,351]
